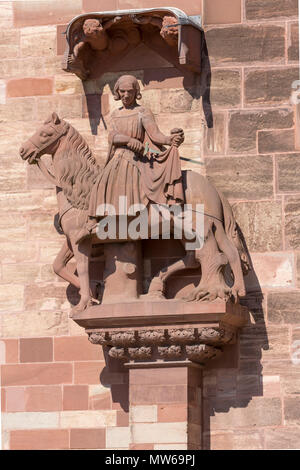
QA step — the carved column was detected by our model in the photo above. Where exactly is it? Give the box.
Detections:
[73,299,248,450]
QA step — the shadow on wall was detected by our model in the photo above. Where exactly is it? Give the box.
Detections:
[203,228,269,450]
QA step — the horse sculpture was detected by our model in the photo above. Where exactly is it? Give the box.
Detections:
[20,112,249,313]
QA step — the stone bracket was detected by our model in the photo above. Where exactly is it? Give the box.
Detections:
[62,7,203,80]
[73,299,249,366]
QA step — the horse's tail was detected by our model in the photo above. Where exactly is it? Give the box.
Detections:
[219,190,251,275]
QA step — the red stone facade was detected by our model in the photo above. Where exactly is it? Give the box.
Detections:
[1,0,300,450]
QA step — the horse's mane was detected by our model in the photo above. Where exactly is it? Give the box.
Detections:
[57,123,100,210]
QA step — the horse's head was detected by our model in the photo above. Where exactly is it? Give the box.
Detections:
[19,112,69,164]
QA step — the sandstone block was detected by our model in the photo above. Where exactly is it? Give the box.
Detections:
[0,284,24,312]
[0,213,27,242]
[240,325,290,360]
[74,361,106,385]
[258,129,295,154]
[20,26,56,57]
[28,213,60,240]
[0,190,57,214]
[0,339,19,364]
[2,411,59,430]
[204,113,225,155]
[204,0,241,25]
[55,336,103,362]
[285,196,300,249]
[288,22,299,61]
[25,385,63,412]
[0,2,13,28]
[7,78,53,98]
[245,0,298,20]
[0,155,27,192]
[261,376,281,398]
[268,291,300,323]
[0,97,36,122]
[209,430,264,450]
[56,24,68,55]
[158,404,187,422]
[206,25,285,66]
[70,428,106,449]
[54,74,83,95]
[277,154,300,192]
[63,385,89,411]
[13,1,82,27]
[36,94,82,121]
[207,397,282,430]
[210,69,241,107]
[284,397,300,424]
[24,284,68,311]
[265,427,300,450]
[10,429,69,450]
[246,252,294,289]
[2,362,72,387]
[130,405,157,423]
[1,310,69,338]
[106,426,131,448]
[0,45,19,59]
[60,410,116,428]
[160,89,195,113]
[232,200,283,252]
[205,156,273,199]
[131,422,187,444]
[5,387,26,412]
[20,338,53,363]
[228,109,294,154]
[245,67,298,106]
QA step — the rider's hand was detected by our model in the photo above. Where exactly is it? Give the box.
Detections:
[171,133,184,148]
[127,138,144,154]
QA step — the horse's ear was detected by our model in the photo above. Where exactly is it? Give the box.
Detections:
[51,112,61,125]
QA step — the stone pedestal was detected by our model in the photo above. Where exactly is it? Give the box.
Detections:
[72,299,248,450]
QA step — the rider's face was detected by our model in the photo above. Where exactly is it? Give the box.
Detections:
[118,82,136,108]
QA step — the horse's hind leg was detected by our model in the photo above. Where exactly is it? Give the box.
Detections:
[53,239,80,289]
[214,220,246,301]
[184,219,231,302]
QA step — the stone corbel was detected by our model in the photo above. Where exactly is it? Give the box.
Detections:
[62,7,203,80]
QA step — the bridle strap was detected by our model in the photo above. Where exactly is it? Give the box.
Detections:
[28,122,69,154]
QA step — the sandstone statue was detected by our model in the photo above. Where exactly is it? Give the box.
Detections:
[19,75,249,313]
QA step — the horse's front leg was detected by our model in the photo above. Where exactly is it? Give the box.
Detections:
[70,236,92,315]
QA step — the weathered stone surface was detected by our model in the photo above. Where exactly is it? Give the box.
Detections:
[0,190,57,214]
[13,0,82,27]
[240,325,290,360]
[0,56,62,79]
[0,242,37,264]
[258,129,295,154]
[0,98,36,122]
[20,26,56,57]
[245,0,298,20]
[24,284,69,311]
[28,213,60,240]
[268,291,300,324]
[2,264,40,284]
[0,214,27,242]
[207,397,282,429]
[297,253,300,287]
[54,74,83,95]
[210,69,241,107]
[0,155,26,192]
[232,200,283,252]
[265,427,300,450]
[288,22,299,61]
[228,109,294,154]
[204,113,225,156]
[208,430,263,450]
[246,253,294,289]
[285,196,300,249]
[245,67,298,106]
[284,397,300,424]
[160,88,197,113]
[277,154,300,192]
[0,310,69,338]
[0,2,13,28]
[36,94,82,120]
[205,156,273,200]
[206,25,285,66]
[7,78,53,98]
[0,285,24,312]
[204,0,241,25]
